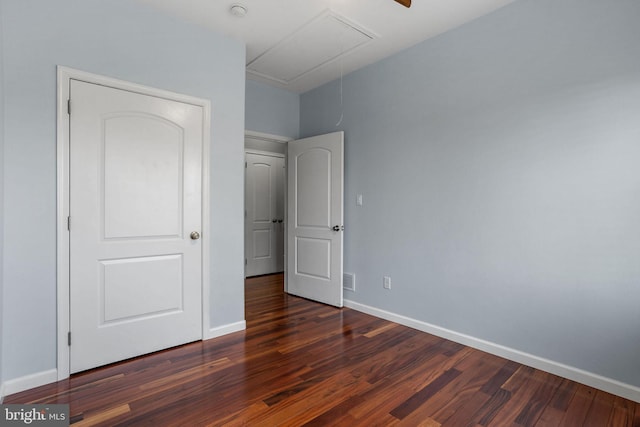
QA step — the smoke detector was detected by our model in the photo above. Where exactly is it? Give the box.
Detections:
[230,4,248,17]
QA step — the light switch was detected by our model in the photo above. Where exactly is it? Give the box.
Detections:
[356,194,363,206]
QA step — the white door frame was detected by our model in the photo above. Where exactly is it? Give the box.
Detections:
[245,130,290,143]
[56,66,211,380]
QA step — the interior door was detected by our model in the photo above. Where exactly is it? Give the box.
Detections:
[287,132,344,307]
[245,153,285,276]
[69,79,203,373]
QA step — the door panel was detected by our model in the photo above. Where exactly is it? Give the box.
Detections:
[296,237,331,279]
[287,132,344,307]
[245,153,285,276]
[296,149,331,227]
[101,255,183,323]
[103,115,183,239]
[69,79,203,373]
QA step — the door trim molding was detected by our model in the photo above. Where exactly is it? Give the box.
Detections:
[56,66,211,380]
[245,130,291,143]
[245,149,285,158]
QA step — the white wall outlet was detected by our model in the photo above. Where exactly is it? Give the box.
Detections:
[383,276,391,290]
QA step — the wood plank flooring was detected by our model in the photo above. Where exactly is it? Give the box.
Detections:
[5,273,640,426]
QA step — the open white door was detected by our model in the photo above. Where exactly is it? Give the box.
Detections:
[287,132,344,307]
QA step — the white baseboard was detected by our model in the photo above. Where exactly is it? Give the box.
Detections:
[344,299,640,403]
[2,323,245,398]
[2,369,58,398]
[204,320,246,340]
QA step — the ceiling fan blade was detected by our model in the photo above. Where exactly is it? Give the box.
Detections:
[394,0,411,7]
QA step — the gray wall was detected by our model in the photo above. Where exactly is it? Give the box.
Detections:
[0,0,5,392]
[301,0,640,387]
[246,79,300,139]
[1,0,246,381]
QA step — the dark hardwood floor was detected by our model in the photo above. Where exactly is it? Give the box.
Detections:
[5,273,640,426]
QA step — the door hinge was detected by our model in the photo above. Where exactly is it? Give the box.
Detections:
[68,332,71,346]
[67,99,71,115]
[245,258,247,266]
[67,216,71,231]
[245,161,247,168]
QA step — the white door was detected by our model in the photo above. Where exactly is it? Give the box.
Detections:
[287,132,344,307]
[245,153,285,276]
[69,79,203,373]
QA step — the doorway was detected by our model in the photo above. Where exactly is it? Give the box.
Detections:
[57,67,211,378]
[244,132,289,278]
[244,131,345,308]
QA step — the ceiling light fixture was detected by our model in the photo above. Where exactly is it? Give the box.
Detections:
[230,4,248,17]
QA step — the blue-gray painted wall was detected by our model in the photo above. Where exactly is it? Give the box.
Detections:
[301,0,640,387]
[246,79,300,139]
[2,0,639,394]
[0,0,5,390]
[1,0,246,381]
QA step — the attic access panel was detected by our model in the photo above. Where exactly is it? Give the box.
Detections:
[247,11,374,85]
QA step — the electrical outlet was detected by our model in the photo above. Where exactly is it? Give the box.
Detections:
[383,276,391,290]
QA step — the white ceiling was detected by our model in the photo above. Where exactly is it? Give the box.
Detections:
[137,0,515,93]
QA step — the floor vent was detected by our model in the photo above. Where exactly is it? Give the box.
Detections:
[343,272,355,292]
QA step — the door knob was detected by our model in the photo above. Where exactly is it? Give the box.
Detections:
[190,231,200,240]
[332,225,344,231]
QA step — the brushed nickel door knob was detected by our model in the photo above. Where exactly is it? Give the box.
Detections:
[190,231,200,240]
